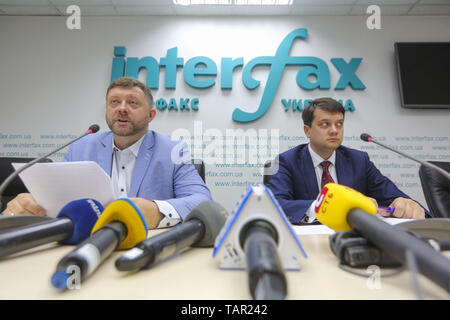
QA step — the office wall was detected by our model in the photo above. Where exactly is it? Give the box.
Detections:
[0,15,449,213]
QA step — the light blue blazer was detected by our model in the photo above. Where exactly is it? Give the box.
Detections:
[63,130,212,219]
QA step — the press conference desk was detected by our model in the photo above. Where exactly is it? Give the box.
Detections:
[0,229,448,300]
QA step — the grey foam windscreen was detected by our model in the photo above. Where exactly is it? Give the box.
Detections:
[184,201,228,247]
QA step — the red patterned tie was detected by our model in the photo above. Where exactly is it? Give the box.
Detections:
[320,161,335,189]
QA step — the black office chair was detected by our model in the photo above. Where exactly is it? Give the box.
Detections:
[192,159,206,183]
[0,157,52,212]
[418,161,450,218]
[263,159,278,187]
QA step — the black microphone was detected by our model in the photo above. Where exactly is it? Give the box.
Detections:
[51,198,147,290]
[115,200,228,272]
[0,199,103,259]
[52,221,126,290]
[360,133,450,181]
[0,124,100,211]
[348,208,450,293]
[0,216,53,232]
[315,183,450,293]
[240,220,287,300]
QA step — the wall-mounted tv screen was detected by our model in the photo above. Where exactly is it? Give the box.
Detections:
[395,42,450,109]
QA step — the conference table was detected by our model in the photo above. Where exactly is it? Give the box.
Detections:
[0,225,448,300]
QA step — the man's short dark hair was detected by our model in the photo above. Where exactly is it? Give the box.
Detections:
[106,77,154,109]
[302,98,345,127]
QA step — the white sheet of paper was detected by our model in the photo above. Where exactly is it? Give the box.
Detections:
[293,215,414,236]
[293,224,335,235]
[12,161,116,218]
[379,216,414,225]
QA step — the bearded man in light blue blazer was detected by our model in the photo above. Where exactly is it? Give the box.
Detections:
[4,77,212,229]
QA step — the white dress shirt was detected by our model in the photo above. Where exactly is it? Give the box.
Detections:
[302,144,338,223]
[111,136,181,229]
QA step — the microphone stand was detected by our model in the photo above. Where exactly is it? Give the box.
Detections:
[361,134,450,181]
[0,125,100,211]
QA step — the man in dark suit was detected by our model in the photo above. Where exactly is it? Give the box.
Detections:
[268,97,428,224]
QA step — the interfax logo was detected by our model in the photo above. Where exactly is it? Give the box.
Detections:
[111,28,365,122]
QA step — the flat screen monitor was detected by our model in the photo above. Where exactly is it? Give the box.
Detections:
[394,42,450,109]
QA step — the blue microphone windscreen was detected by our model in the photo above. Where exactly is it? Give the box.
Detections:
[51,271,70,290]
[56,199,104,244]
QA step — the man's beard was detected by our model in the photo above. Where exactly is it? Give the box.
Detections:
[106,116,148,137]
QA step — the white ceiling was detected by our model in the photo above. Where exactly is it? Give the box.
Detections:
[0,0,449,16]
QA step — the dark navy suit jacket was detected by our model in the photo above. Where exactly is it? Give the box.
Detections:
[268,144,429,223]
